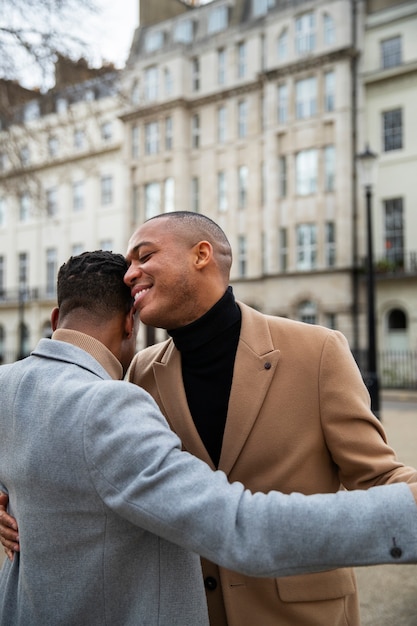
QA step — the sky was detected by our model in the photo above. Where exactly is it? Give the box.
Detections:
[84,0,140,69]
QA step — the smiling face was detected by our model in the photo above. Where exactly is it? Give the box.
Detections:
[124,218,218,329]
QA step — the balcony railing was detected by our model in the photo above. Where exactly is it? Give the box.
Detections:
[0,287,57,305]
[372,251,417,276]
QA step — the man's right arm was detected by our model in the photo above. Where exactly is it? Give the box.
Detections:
[0,492,19,561]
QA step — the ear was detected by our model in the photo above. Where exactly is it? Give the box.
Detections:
[124,307,137,339]
[193,241,212,270]
[51,307,60,332]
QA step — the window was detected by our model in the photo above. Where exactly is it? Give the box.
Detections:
[296,149,318,195]
[18,252,28,288]
[47,136,59,157]
[279,155,287,197]
[191,114,200,149]
[296,225,317,270]
[237,235,247,277]
[295,76,317,119]
[260,34,266,71]
[279,228,288,271]
[56,97,67,114]
[131,125,140,158]
[325,313,337,330]
[208,6,228,34]
[296,12,315,55]
[101,175,113,206]
[218,49,226,85]
[145,182,161,219]
[277,84,288,123]
[384,197,404,267]
[324,71,335,112]
[237,42,247,79]
[260,161,266,206]
[0,325,4,361]
[164,68,173,96]
[101,121,112,141]
[145,66,158,101]
[74,129,85,150]
[165,117,173,151]
[0,197,6,227]
[277,29,288,60]
[325,221,336,267]
[324,145,335,191]
[238,100,247,138]
[164,178,175,213]
[131,80,140,105]
[298,300,317,324]
[218,106,227,143]
[73,181,84,212]
[132,185,140,223]
[238,165,248,209]
[19,192,31,221]
[217,171,227,212]
[191,177,199,212]
[145,30,164,53]
[383,109,402,151]
[253,0,275,18]
[381,36,401,69]
[46,187,58,217]
[191,58,200,91]
[72,244,84,256]
[174,19,194,44]
[100,240,113,251]
[23,101,40,122]
[145,121,159,155]
[323,14,335,45]
[0,256,5,298]
[46,248,57,296]
[20,145,30,167]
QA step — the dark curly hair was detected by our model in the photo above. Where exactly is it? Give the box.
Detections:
[57,251,133,319]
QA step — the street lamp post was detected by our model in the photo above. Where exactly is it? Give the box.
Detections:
[356,144,380,419]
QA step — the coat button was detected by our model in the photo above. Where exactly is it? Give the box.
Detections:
[204,576,218,591]
[264,362,272,370]
[390,546,402,559]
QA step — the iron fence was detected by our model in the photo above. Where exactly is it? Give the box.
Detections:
[354,350,417,390]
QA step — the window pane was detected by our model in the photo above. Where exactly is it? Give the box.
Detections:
[381,36,401,69]
[383,109,402,151]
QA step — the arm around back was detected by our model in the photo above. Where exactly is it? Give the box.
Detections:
[84,380,417,578]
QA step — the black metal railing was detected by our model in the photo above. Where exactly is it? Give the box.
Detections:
[354,350,417,390]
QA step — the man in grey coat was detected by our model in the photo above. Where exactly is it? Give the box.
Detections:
[1,250,417,626]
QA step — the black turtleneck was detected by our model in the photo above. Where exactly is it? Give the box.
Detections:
[168,287,241,467]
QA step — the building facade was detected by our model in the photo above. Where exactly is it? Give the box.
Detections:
[0,0,415,387]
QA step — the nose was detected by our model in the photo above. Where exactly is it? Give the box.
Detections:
[124,263,140,286]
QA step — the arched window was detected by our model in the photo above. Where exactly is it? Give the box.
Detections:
[298,300,317,325]
[385,307,408,351]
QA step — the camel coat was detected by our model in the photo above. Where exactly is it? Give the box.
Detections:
[128,302,417,626]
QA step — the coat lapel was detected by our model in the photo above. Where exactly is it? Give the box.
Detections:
[219,303,281,474]
[153,343,215,468]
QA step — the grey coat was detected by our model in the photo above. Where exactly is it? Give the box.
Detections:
[1,338,417,626]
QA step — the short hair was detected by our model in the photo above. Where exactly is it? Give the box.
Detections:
[57,251,133,319]
[145,211,232,278]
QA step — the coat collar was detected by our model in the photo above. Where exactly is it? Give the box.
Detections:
[150,302,281,473]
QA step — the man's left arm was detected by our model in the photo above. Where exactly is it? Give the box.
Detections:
[321,331,417,488]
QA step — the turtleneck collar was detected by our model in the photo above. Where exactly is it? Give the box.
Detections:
[168,286,241,353]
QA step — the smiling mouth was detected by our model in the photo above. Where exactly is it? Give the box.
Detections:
[134,287,151,305]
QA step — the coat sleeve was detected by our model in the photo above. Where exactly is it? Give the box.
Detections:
[318,331,417,488]
[83,379,417,578]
